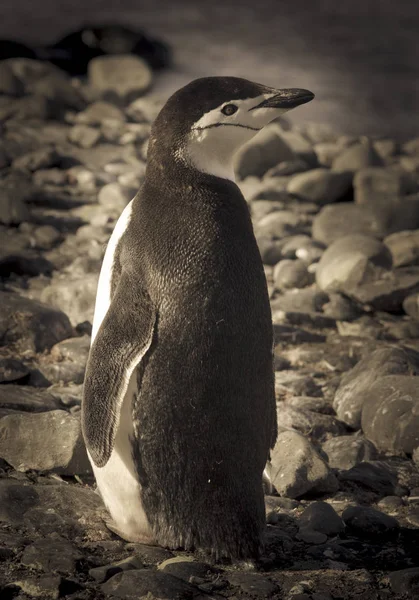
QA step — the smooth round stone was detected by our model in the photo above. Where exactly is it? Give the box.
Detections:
[298,501,345,536]
[296,529,328,544]
[273,259,314,290]
[342,505,399,536]
[287,168,352,205]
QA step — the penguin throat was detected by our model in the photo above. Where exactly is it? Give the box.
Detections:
[182,126,251,182]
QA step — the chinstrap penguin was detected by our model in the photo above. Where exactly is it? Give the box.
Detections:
[82,77,314,559]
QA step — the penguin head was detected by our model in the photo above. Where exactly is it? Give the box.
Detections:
[149,77,314,181]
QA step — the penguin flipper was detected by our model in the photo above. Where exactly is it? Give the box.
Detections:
[82,271,156,468]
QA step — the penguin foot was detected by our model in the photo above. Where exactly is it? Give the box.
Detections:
[104,518,157,545]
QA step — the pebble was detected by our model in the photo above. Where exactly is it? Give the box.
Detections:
[332,139,383,172]
[88,54,153,104]
[41,272,99,326]
[234,125,296,179]
[312,202,387,246]
[68,124,101,148]
[360,375,419,454]
[298,501,345,536]
[227,572,279,596]
[384,229,419,268]
[333,346,419,428]
[0,291,73,353]
[315,234,392,293]
[339,461,398,496]
[287,168,352,205]
[270,430,338,498]
[102,569,198,599]
[0,358,29,383]
[0,409,91,474]
[389,568,419,596]
[273,259,314,290]
[89,555,144,583]
[342,505,399,536]
[322,435,378,470]
[21,536,82,573]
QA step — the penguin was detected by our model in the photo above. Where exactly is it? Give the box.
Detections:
[82,77,314,559]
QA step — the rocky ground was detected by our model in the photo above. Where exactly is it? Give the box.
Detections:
[0,55,419,600]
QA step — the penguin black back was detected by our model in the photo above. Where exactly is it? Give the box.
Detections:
[82,76,314,559]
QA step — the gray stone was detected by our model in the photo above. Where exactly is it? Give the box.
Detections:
[126,96,163,123]
[0,292,73,353]
[274,310,336,330]
[342,505,399,536]
[296,529,328,544]
[377,495,405,512]
[271,288,329,314]
[0,94,51,121]
[12,147,60,172]
[0,187,30,225]
[322,293,362,321]
[0,358,29,383]
[158,556,219,583]
[332,140,383,172]
[258,237,286,265]
[354,167,410,209]
[312,203,388,246]
[0,410,91,474]
[303,123,339,144]
[270,430,338,498]
[273,323,326,344]
[12,576,63,599]
[266,158,310,176]
[315,234,392,293]
[389,568,419,596]
[98,182,133,214]
[251,199,285,222]
[313,142,341,167]
[360,375,419,454]
[69,124,101,149]
[41,272,98,326]
[88,55,152,103]
[347,267,419,312]
[339,461,398,496]
[385,229,419,267]
[21,536,82,573]
[287,169,352,205]
[0,385,61,413]
[234,126,296,179]
[276,404,346,442]
[254,210,304,240]
[75,101,126,125]
[227,572,279,596]
[404,138,419,156]
[33,225,62,250]
[89,555,144,583]
[322,436,378,470]
[273,259,314,290]
[373,138,398,159]
[404,293,419,319]
[333,346,419,428]
[298,501,345,535]
[286,397,335,415]
[101,569,198,599]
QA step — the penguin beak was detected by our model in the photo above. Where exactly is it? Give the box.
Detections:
[251,88,315,110]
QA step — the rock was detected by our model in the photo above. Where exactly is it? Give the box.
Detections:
[227,572,279,596]
[377,495,405,512]
[332,140,383,172]
[273,259,314,290]
[254,210,305,240]
[267,158,310,176]
[342,505,399,537]
[158,556,219,583]
[373,138,398,159]
[0,385,61,414]
[21,536,82,573]
[12,147,60,172]
[126,96,163,123]
[322,293,362,321]
[385,229,419,267]
[313,142,342,167]
[234,126,296,179]
[88,55,152,103]
[98,182,133,214]
[322,436,378,470]
[333,346,419,428]
[0,93,51,121]
[275,373,323,398]
[41,273,98,327]
[347,267,419,312]
[273,323,326,344]
[287,169,352,205]
[101,569,198,599]
[312,203,388,246]
[315,234,392,293]
[251,199,285,223]
[360,375,419,454]
[298,501,345,535]
[75,101,126,125]
[296,529,328,545]
[339,461,398,495]
[0,358,29,383]
[389,568,419,596]
[276,403,346,442]
[0,187,30,225]
[68,124,101,149]
[404,293,419,318]
[258,238,285,265]
[89,555,144,583]
[286,397,335,415]
[270,430,338,498]
[354,167,410,206]
[271,288,328,314]
[0,292,73,353]
[0,410,91,474]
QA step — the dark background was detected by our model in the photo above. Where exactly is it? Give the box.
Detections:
[1,0,418,139]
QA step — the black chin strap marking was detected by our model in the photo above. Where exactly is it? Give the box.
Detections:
[194,123,262,132]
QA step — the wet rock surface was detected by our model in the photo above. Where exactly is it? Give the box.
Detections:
[0,56,418,599]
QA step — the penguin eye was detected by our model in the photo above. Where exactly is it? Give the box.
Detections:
[221,104,238,116]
